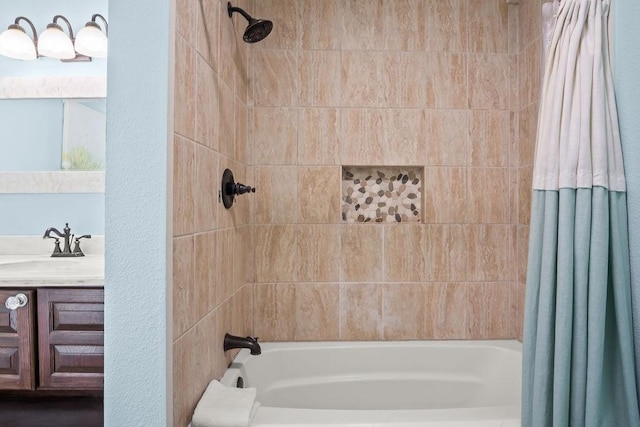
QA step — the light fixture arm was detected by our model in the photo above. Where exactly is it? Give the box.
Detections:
[91,14,108,35]
[12,16,38,43]
[51,15,74,39]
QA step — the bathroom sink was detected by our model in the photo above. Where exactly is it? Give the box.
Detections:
[0,255,104,283]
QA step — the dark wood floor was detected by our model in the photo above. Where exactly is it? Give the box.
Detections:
[0,396,103,427]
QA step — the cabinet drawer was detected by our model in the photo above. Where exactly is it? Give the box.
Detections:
[38,289,104,390]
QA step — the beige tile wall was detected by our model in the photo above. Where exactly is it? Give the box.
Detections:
[250,0,534,344]
[170,0,542,423]
[172,0,254,425]
[513,0,544,341]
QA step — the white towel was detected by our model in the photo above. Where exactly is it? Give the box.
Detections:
[191,380,259,427]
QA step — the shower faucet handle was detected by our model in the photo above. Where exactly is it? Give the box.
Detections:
[221,168,256,209]
[233,183,255,195]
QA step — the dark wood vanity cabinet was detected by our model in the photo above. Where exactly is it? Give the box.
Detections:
[0,288,103,391]
[37,288,104,390]
[0,290,35,390]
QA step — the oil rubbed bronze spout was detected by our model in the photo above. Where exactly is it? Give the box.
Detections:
[223,333,261,355]
[43,223,90,257]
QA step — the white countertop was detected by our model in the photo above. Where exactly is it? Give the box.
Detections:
[0,236,104,287]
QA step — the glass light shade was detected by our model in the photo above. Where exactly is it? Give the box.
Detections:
[74,24,107,58]
[38,25,75,59]
[0,27,36,60]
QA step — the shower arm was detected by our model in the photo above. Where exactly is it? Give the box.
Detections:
[227,4,253,23]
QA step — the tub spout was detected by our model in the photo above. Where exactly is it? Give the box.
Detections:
[224,333,261,355]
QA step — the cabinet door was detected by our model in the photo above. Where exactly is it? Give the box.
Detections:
[0,290,35,390]
[38,288,104,389]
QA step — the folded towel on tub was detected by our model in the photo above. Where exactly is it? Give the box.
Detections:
[191,380,259,427]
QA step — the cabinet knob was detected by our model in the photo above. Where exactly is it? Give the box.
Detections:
[5,293,28,310]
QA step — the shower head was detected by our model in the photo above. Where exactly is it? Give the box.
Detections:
[227,2,273,43]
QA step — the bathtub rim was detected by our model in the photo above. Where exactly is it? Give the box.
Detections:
[228,339,522,366]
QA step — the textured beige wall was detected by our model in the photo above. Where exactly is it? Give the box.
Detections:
[170,0,542,424]
[250,0,531,343]
[172,0,254,425]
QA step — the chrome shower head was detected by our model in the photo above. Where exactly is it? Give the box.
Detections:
[227,2,273,43]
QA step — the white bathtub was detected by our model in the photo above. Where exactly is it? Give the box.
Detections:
[220,340,522,427]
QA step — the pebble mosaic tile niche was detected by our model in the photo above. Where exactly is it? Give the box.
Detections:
[341,166,422,223]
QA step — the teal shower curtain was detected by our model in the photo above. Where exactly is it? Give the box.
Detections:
[522,0,640,425]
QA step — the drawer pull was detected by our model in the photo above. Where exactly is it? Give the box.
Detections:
[5,293,28,310]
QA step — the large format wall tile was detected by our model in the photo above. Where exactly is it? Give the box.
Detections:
[252,50,299,107]
[384,225,426,282]
[423,110,469,166]
[194,145,218,232]
[295,283,340,340]
[468,54,510,110]
[340,283,383,340]
[196,0,219,67]
[424,283,468,339]
[469,0,509,54]
[297,225,341,282]
[255,225,297,282]
[298,108,341,165]
[468,168,510,224]
[467,283,511,339]
[253,0,298,49]
[299,51,341,107]
[422,167,467,224]
[251,107,298,165]
[341,225,384,282]
[173,135,195,236]
[218,80,235,158]
[194,231,216,318]
[298,167,341,223]
[341,52,388,108]
[383,283,426,339]
[196,56,220,151]
[469,110,510,167]
[383,0,427,51]
[467,225,510,281]
[340,109,385,165]
[254,283,296,341]
[341,0,384,50]
[173,236,195,339]
[174,35,196,140]
[424,53,467,109]
[298,0,342,50]
[424,0,468,52]
[384,53,428,108]
[424,225,468,282]
[254,167,298,224]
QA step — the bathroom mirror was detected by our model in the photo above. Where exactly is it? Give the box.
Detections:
[61,98,106,171]
[0,76,107,192]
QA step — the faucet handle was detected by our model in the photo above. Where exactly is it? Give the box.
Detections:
[72,235,91,257]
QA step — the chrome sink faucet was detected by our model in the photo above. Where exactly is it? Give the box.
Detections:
[43,223,91,257]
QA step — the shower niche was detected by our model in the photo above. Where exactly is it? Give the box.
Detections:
[341,166,422,223]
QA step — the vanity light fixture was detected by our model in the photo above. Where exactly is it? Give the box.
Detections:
[0,14,107,62]
[38,15,76,60]
[75,14,108,58]
[0,17,38,60]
